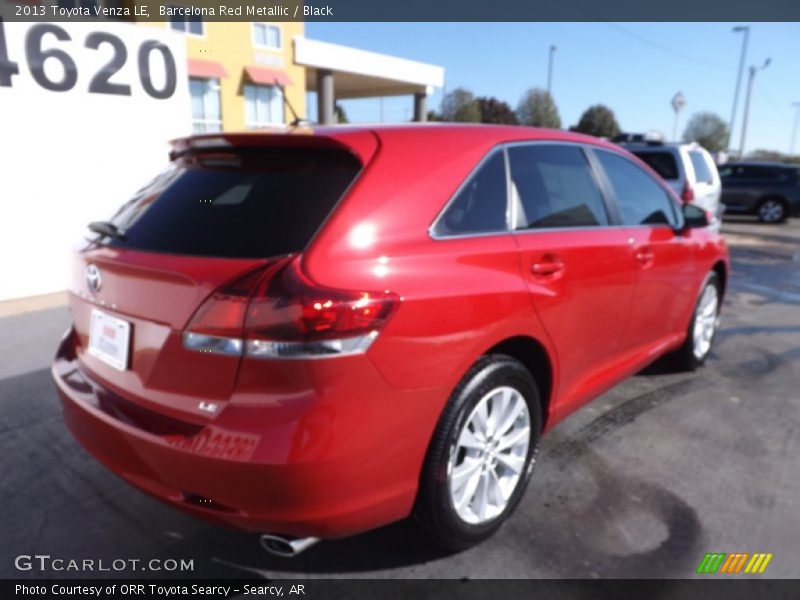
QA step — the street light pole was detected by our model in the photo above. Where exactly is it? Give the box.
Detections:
[547,45,557,97]
[671,91,686,142]
[727,26,749,152]
[739,58,771,159]
[790,102,800,155]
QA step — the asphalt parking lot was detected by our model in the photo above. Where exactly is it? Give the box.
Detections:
[1,216,798,580]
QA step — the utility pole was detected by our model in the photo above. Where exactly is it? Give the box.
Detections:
[790,101,800,155]
[727,26,750,151]
[547,45,557,97]
[739,58,771,159]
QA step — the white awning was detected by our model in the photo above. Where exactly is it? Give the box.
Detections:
[293,36,445,98]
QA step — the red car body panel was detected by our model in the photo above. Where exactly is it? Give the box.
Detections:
[53,125,730,538]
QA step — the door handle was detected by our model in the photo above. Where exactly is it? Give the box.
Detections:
[531,255,565,276]
[634,246,655,264]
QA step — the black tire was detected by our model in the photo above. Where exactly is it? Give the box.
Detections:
[670,272,721,371]
[757,196,788,224]
[413,354,542,551]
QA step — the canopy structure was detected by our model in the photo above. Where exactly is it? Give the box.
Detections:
[188,59,228,79]
[244,66,293,87]
[293,37,445,124]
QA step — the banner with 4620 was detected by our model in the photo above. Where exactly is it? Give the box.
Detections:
[0,19,178,99]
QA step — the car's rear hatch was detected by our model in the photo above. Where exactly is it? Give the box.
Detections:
[67,131,375,423]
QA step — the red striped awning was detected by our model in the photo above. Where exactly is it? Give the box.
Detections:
[244,66,292,87]
[188,59,228,79]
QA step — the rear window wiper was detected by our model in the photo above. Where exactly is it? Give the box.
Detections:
[88,221,126,240]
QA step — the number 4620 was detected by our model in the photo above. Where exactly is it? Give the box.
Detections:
[0,19,177,99]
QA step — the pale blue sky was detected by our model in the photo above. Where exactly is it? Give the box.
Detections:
[306,22,800,154]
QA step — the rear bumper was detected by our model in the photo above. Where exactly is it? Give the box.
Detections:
[53,328,444,538]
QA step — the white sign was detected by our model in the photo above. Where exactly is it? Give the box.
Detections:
[671,91,686,113]
[0,21,191,301]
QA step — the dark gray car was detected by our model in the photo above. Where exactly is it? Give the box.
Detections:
[719,162,800,223]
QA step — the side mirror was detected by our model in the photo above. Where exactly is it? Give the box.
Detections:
[682,203,709,229]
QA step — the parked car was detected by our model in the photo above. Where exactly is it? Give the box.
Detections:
[53,125,729,555]
[718,162,800,223]
[620,141,723,229]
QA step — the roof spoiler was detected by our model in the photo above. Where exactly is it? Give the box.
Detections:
[168,129,380,165]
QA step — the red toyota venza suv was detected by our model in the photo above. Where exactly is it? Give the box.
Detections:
[53,125,729,555]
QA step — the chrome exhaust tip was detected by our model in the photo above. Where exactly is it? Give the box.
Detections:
[259,534,320,557]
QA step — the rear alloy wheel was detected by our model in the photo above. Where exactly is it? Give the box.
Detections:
[414,355,541,551]
[757,198,787,223]
[671,272,721,371]
[448,386,531,524]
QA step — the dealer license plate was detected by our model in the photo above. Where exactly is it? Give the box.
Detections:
[88,309,131,371]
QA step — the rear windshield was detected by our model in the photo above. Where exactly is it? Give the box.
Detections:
[633,151,679,180]
[103,147,361,259]
[689,151,714,184]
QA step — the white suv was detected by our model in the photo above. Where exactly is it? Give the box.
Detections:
[621,141,723,229]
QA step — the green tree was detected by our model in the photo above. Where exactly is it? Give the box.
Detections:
[573,104,621,138]
[476,96,518,125]
[334,104,348,124]
[682,112,729,152]
[748,149,800,164]
[442,88,481,123]
[516,88,561,129]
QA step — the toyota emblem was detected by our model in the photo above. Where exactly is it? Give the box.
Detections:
[86,264,102,294]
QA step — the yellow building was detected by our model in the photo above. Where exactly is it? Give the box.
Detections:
[141,17,444,131]
[143,20,306,132]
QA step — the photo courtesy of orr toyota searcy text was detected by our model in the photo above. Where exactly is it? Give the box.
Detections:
[14,584,294,597]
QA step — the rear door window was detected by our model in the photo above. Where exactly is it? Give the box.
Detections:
[689,151,714,184]
[739,166,780,179]
[507,144,609,229]
[596,150,679,228]
[104,147,361,258]
[633,151,679,181]
[433,150,508,237]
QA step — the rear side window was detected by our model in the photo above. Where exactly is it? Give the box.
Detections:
[689,151,714,184]
[433,151,507,237]
[738,166,780,179]
[104,148,361,258]
[633,151,679,180]
[596,150,678,228]
[507,144,609,229]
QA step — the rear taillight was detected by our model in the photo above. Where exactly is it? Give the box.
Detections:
[183,257,399,359]
[243,258,399,358]
[182,266,268,356]
[681,181,695,202]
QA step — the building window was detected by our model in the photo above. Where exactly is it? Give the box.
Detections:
[169,9,203,36]
[244,84,285,128]
[190,78,221,133]
[253,23,281,49]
